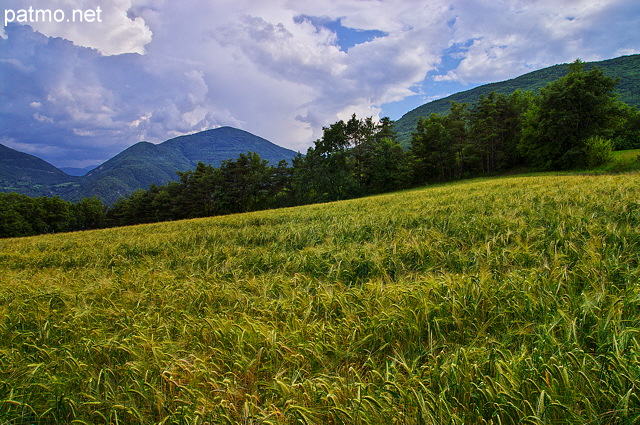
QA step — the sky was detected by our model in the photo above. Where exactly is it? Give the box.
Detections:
[1,0,639,168]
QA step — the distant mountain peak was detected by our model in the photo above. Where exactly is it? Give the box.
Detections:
[0,127,297,204]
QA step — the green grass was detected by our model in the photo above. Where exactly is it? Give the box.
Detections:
[605,149,640,172]
[1,172,640,424]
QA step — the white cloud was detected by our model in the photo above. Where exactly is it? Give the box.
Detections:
[2,0,152,55]
[437,0,640,83]
[33,112,53,123]
[1,0,639,167]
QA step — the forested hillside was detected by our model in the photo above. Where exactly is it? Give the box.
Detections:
[0,144,79,197]
[74,127,298,204]
[395,54,640,146]
[0,127,297,203]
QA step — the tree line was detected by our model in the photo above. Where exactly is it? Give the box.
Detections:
[2,61,639,238]
[0,194,106,237]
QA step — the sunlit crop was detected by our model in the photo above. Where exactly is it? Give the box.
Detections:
[1,172,639,424]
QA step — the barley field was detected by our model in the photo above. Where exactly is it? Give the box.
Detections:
[1,173,640,424]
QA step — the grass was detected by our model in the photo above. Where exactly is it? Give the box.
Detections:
[595,149,640,173]
[1,172,640,424]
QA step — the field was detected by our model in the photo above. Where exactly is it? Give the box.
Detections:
[1,172,640,424]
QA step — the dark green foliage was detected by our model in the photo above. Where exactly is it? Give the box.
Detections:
[0,193,106,238]
[467,90,531,173]
[409,91,532,184]
[519,61,622,169]
[107,153,298,226]
[294,119,360,203]
[584,136,614,168]
[410,114,456,182]
[291,114,409,204]
[215,152,280,214]
[408,62,636,179]
[612,102,640,150]
[360,135,409,194]
[396,54,640,146]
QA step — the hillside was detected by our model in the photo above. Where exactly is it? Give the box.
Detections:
[59,165,97,176]
[0,144,79,197]
[74,127,298,203]
[75,141,194,203]
[1,171,639,423]
[395,54,640,145]
[0,127,298,204]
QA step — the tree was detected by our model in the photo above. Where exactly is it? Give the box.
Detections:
[293,114,403,202]
[74,196,106,230]
[364,136,409,194]
[519,60,623,169]
[612,102,640,150]
[0,193,34,237]
[217,152,275,213]
[466,91,532,173]
[410,114,456,183]
[0,193,106,237]
[176,162,217,217]
[446,102,471,178]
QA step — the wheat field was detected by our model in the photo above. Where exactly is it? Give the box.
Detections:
[1,173,639,424]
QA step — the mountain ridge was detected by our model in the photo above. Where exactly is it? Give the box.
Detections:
[0,127,298,204]
[60,165,97,176]
[394,54,640,146]
[0,144,80,197]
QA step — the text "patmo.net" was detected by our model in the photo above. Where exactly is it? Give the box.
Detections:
[5,6,103,27]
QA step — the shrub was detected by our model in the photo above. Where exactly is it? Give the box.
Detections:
[584,135,613,168]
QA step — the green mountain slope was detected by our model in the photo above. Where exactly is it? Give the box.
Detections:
[1,127,298,204]
[395,54,640,146]
[162,126,299,167]
[72,127,298,203]
[0,144,79,197]
[74,141,192,203]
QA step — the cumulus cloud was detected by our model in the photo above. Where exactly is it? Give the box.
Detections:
[2,0,152,54]
[0,25,227,166]
[436,0,640,83]
[1,0,639,167]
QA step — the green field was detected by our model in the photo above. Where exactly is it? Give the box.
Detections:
[1,172,640,424]
[599,149,640,173]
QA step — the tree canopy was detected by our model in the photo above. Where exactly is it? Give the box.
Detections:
[520,60,623,169]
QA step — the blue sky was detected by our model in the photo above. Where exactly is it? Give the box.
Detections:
[1,0,640,168]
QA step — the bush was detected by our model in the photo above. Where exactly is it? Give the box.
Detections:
[584,135,613,168]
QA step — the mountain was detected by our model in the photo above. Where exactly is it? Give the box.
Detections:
[0,144,79,197]
[60,165,97,176]
[1,127,298,204]
[75,127,298,203]
[394,54,640,146]
[76,141,194,203]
